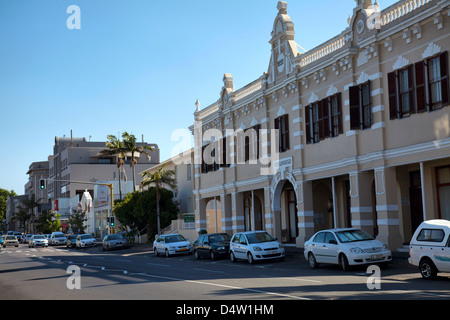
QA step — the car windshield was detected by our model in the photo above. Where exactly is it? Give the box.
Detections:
[82,235,93,239]
[68,235,78,239]
[6,236,16,240]
[54,233,65,237]
[335,229,375,243]
[107,234,123,240]
[209,234,231,243]
[165,235,186,243]
[33,235,45,239]
[246,232,275,244]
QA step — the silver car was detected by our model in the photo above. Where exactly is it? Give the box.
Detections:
[102,234,127,251]
[29,235,49,248]
[76,234,97,248]
[3,235,19,248]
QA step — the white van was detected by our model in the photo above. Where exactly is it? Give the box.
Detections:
[409,220,450,280]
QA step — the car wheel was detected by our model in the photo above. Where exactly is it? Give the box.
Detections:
[165,249,170,258]
[419,258,438,280]
[194,250,200,260]
[308,252,319,269]
[210,250,216,261]
[154,248,159,256]
[339,253,350,271]
[247,252,254,264]
[230,251,236,263]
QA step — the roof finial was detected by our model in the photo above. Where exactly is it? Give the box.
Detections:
[195,99,201,112]
[277,1,287,14]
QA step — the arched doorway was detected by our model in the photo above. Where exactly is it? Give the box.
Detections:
[272,177,299,244]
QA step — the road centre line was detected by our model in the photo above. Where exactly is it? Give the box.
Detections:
[123,272,310,300]
[193,268,225,274]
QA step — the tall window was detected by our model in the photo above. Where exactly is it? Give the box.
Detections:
[244,124,261,163]
[388,65,415,119]
[416,51,449,112]
[275,115,289,153]
[305,93,343,144]
[349,81,372,130]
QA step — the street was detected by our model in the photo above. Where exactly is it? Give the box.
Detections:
[1,244,449,302]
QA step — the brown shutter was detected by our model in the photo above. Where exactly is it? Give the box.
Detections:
[440,51,449,106]
[321,98,330,139]
[415,61,427,112]
[349,85,361,130]
[388,71,398,119]
[305,105,311,144]
[337,92,343,134]
[408,64,416,114]
[284,114,290,151]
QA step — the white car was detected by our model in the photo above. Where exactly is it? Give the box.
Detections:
[409,219,450,280]
[28,235,48,248]
[304,228,392,271]
[49,232,67,246]
[229,231,285,264]
[76,234,97,248]
[153,234,192,257]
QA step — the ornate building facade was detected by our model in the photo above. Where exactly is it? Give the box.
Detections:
[191,0,450,250]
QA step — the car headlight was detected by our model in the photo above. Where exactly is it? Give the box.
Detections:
[253,246,262,251]
[349,247,365,254]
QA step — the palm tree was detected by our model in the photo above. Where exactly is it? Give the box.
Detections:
[122,132,154,192]
[99,135,127,200]
[22,194,40,233]
[140,164,177,235]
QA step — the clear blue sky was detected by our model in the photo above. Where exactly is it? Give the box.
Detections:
[0,0,398,194]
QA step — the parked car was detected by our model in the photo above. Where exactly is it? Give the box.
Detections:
[66,234,78,248]
[230,231,285,264]
[409,219,450,280]
[153,234,192,257]
[28,235,49,248]
[49,232,67,246]
[76,234,97,248]
[193,233,231,260]
[304,228,392,271]
[103,234,127,251]
[3,235,19,248]
[24,234,33,244]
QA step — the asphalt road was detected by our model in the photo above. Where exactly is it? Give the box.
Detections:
[1,244,449,302]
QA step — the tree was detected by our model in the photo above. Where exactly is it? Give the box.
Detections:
[68,209,87,234]
[11,206,31,234]
[114,188,179,242]
[21,194,40,233]
[99,135,127,200]
[0,188,16,230]
[122,132,154,192]
[140,164,177,236]
[35,210,61,234]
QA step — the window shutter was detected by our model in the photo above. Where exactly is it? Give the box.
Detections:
[440,51,449,106]
[337,93,343,134]
[408,64,416,114]
[415,61,427,112]
[349,85,361,130]
[321,98,330,139]
[283,114,290,151]
[388,71,398,119]
[305,105,311,144]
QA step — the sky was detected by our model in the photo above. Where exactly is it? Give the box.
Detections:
[0,0,399,194]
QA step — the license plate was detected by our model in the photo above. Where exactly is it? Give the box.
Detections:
[268,251,277,255]
[371,254,382,261]
[179,248,188,252]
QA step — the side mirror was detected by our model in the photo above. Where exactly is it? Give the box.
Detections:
[329,240,338,245]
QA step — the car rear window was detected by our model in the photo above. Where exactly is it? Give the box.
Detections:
[416,229,445,242]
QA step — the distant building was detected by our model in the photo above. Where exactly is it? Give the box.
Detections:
[47,135,160,203]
